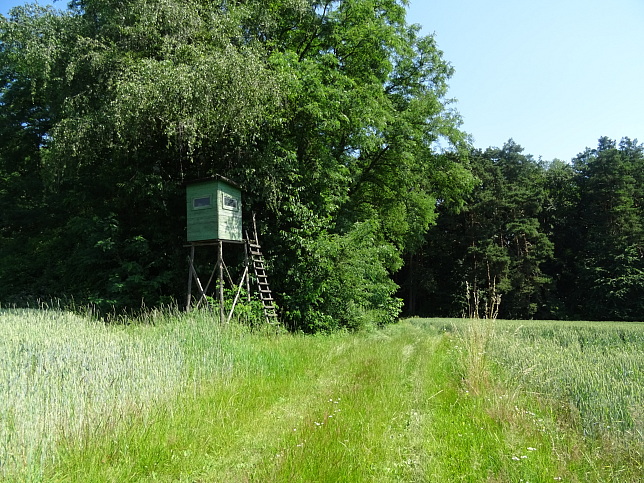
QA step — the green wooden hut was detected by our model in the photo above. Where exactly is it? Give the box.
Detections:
[185,176,242,242]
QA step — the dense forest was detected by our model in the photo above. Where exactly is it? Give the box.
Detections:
[1,1,642,330]
[401,137,644,322]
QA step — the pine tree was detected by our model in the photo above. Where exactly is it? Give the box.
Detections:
[571,137,644,320]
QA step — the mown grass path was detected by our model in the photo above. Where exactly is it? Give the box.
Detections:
[51,322,444,482]
[3,315,640,482]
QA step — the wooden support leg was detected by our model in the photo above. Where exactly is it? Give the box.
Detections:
[191,261,208,309]
[227,266,249,323]
[186,245,195,311]
[200,260,219,304]
[218,241,224,324]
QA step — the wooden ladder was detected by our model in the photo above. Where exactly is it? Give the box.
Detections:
[248,222,278,323]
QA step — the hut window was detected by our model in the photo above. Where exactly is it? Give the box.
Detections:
[222,194,239,211]
[193,195,212,209]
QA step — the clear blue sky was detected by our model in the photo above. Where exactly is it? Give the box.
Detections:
[3,0,643,161]
[407,0,644,161]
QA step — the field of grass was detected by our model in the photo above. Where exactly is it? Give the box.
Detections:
[0,308,642,481]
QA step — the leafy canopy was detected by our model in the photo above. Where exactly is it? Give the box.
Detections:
[0,0,473,329]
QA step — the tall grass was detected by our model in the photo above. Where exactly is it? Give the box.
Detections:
[451,318,644,439]
[0,307,235,481]
[459,316,495,395]
[2,309,643,481]
[452,317,644,480]
[485,320,644,439]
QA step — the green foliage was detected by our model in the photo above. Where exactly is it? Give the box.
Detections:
[1,0,472,330]
[409,136,644,322]
[280,220,403,331]
[7,2,641,325]
[411,141,554,319]
[567,137,644,320]
[0,0,280,311]
[230,1,473,329]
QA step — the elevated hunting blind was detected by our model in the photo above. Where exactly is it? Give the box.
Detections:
[184,175,278,325]
[186,176,242,242]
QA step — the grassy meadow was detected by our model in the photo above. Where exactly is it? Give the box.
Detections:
[0,308,642,482]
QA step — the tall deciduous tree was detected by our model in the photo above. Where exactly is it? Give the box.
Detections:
[234,0,474,330]
[1,1,473,329]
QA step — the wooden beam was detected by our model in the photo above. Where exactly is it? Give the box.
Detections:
[186,245,195,311]
[218,241,224,324]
